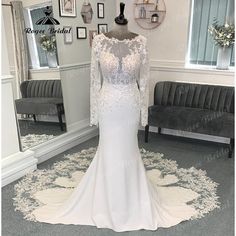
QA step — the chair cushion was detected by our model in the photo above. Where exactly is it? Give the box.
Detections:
[148,105,234,138]
[15,97,63,115]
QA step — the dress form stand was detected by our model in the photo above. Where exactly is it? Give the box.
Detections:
[104,2,138,40]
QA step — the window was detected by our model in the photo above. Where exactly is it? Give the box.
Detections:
[24,4,58,69]
[187,0,234,67]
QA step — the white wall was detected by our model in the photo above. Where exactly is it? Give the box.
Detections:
[2,1,15,74]
[1,15,10,76]
[1,16,20,157]
[1,79,20,157]
[59,64,91,131]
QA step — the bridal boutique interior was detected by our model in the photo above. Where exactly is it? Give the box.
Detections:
[1,0,235,235]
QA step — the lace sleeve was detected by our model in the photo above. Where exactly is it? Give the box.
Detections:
[90,36,101,126]
[139,37,150,127]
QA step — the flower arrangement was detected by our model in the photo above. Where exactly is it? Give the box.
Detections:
[38,34,57,54]
[208,18,235,48]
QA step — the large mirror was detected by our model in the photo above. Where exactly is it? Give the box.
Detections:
[3,1,67,151]
[2,0,116,152]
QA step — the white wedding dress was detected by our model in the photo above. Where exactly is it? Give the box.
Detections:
[29,33,203,231]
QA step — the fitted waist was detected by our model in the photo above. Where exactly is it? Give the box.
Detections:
[98,80,141,108]
[102,80,138,90]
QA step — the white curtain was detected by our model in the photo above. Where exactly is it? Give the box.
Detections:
[11,1,29,87]
[226,0,234,24]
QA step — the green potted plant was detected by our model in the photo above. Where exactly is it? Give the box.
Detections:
[208,18,235,70]
[39,34,58,68]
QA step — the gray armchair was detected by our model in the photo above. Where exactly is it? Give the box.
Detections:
[15,80,65,131]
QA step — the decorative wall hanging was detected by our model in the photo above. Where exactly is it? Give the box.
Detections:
[89,30,98,47]
[133,0,166,30]
[97,3,104,19]
[98,24,108,34]
[63,26,73,44]
[59,0,76,17]
[76,27,87,39]
[81,0,93,24]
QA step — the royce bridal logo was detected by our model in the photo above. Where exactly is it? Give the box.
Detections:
[35,6,60,25]
[24,6,71,35]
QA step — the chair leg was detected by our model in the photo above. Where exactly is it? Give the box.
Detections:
[145,125,149,143]
[32,114,36,122]
[58,112,63,131]
[228,138,234,158]
[57,105,64,131]
[158,127,161,134]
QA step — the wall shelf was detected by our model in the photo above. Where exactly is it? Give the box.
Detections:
[135,17,151,20]
[134,2,155,5]
[133,0,166,30]
[149,10,166,12]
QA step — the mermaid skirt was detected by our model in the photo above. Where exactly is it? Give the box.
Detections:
[31,83,199,232]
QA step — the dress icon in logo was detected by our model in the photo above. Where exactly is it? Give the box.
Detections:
[36,6,60,25]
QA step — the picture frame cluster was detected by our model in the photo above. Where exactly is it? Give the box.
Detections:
[60,0,108,45]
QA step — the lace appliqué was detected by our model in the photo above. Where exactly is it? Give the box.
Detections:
[13,147,220,222]
[90,36,102,126]
[89,34,150,127]
[138,37,149,127]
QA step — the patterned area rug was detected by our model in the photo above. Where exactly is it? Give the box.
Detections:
[21,134,55,150]
[13,147,220,222]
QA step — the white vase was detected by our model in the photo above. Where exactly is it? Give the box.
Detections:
[216,46,232,70]
[46,52,58,68]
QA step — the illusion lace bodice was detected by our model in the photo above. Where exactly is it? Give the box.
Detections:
[90,33,150,127]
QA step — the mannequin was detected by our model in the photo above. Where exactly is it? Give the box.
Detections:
[104,2,138,40]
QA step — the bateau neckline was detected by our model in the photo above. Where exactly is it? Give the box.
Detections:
[100,33,142,42]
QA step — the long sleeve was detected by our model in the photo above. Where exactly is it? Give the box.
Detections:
[90,36,101,126]
[139,38,150,127]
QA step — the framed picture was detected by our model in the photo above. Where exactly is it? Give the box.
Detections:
[81,2,93,24]
[59,0,76,17]
[63,26,73,44]
[89,30,98,47]
[76,27,87,39]
[98,24,108,34]
[97,3,104,19]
